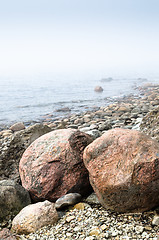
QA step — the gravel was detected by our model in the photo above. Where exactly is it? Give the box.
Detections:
[18,203,159,240]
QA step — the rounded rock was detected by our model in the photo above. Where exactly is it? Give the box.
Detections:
[55,193,82,209]
[19,129,93,202]
[83,128,159,212]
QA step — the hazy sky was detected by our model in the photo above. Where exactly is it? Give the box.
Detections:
[0,0,159,77]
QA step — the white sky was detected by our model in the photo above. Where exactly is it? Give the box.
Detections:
[0,0,159,77]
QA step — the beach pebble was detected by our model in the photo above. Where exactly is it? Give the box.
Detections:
[55,193,82,209]
[85,192,101,205]
[152,215,159,226]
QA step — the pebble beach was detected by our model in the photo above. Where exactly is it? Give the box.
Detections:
[0,83,159,240]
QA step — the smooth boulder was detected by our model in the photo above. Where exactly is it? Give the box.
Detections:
[0,180,31,222]
[11,200,58,234]
[83,128,159,213]
[19,129,93,202]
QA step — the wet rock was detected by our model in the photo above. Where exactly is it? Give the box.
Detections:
[19,129,93,202]
[11,200,58,234]
[83,128,159,213]
[56,107,71,112]
[0,123,51,182]
[55,193,82,209]
[0,179,31,223]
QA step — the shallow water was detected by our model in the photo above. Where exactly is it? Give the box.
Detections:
[0,74,158,126]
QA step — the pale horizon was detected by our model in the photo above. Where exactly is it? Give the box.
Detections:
[0,0,159,78]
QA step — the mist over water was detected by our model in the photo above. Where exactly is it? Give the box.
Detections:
[0,73,159,127]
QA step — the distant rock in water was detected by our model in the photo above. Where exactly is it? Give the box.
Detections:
[100,77,113,82]
[137,78,148,82]
[94,86,103,92]
[56,107,71,112]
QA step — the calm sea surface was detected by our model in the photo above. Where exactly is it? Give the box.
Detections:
[0,74,159,127]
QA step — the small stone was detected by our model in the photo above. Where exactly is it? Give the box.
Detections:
[85,237,94,240]
[112,230,118,237]
[85,192,101,205]
[144,225,152,231]
[72,202,90,210]
[101,224,107,231]
[55,193,82,209]
[152,215,159,226]
[66,232,72,237]
[66,215,75,222]
[135,225,144,234]
[89,227,100,236]
[9,122,25,132]
[74,226,81,232]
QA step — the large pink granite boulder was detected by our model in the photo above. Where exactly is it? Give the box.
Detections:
[19,129,93,202]
[83,128,159,213]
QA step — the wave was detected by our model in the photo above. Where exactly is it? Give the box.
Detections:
[16,102,54,109]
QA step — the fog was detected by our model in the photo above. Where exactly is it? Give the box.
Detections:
[0,0,159,78]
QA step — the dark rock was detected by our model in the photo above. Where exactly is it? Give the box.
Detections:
[0,179,31,223]
[0,124,51,183]
[56,107,71,112]
[55,193,82,209]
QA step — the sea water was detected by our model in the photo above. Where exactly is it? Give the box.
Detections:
[0,73,158,127]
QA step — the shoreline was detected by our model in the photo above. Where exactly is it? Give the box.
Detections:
[0,83,159,239]
[1,83,159,134]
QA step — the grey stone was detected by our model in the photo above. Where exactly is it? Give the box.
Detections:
[85,130,101,139]
[0,123,51,182]
[0,179,31,223]
[55,193,82,209]
[85,192,101,205]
